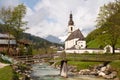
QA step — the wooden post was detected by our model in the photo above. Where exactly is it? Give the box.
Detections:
[60,60,68,78]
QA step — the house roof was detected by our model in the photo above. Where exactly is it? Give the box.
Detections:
[65,29,85,41]
[0,33,15,39]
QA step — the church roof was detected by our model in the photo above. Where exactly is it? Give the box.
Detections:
[65,29,85,41]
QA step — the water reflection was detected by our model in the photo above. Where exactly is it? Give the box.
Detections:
[30,63,106,80]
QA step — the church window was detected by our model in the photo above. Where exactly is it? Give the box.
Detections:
[81,45,83,47]
[71,27,73,31]
[76,41,77,45]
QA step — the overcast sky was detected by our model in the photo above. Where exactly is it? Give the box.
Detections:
[0,0,115,41]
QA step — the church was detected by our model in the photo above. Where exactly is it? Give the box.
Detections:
[65,13,120,54]
[65,13,86,50]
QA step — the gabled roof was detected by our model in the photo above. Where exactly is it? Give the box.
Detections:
[65,29,85,41]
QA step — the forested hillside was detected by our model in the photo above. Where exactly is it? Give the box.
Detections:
[0,25,63,49]
[19,33,63,49]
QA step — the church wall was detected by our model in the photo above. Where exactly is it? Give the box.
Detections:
[65,41,68,49]
[115,50,120,53]
[65,40,74,49]
[65,38,79,49]
[77,40,86,49]
[65,49,104,54]
[65,49,120,54]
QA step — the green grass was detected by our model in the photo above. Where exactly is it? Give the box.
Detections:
[87,39,104,48]
[87,38,120,49]
[110,60,120,78]
[32,48,57,55]
[68,61,101,71]
[66,54,120,61]
[0,66,13,80]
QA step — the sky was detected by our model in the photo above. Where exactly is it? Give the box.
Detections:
[0,0,115,42]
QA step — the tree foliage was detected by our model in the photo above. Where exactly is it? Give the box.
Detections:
[0,4,27,41]
[10,4,27,41]
[96,0,120,53]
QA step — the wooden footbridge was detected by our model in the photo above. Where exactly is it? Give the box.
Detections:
[14,54,60,65]
[13,54,119,65]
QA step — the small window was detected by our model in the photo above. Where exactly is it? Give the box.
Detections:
[81,45,83,47]
[71,27,73,31]
[76,41,77,45]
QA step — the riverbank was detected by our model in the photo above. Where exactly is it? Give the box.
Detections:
[53,61,120,80]
[53,53,120,80]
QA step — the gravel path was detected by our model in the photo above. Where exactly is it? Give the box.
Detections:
[0,62,9,68]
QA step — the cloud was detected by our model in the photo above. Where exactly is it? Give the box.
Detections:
[0,0,115,42]
[0,0,20,8]
[25,0,115,41]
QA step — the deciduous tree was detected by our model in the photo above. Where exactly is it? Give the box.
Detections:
[96,0,120,54]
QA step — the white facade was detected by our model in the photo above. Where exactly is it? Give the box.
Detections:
[65,49,104,54]
[65,48,120,54]
[65,39,86,50]
[76,40,86,49]
[65,38,78,49]
[65,13,86,50]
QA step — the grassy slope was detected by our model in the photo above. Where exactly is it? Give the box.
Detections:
[87,39,105,48]
[66,54,120,61]
[87,38,120,48]
[0,66,13,80]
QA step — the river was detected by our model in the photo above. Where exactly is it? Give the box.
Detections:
[30,63,106,80]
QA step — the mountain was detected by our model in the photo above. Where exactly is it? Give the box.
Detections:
[45,35,62,43]
[0,25,63,49]
[19,33,63,49]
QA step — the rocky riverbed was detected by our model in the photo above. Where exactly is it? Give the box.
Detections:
[30,63,107,80]
[54,63,119,80]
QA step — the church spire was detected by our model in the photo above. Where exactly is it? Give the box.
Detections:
[68,12,74,25]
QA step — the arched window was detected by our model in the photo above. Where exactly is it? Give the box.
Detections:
[71,27,73,31]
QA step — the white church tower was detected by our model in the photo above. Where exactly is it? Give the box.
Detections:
[68,13,75,36]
